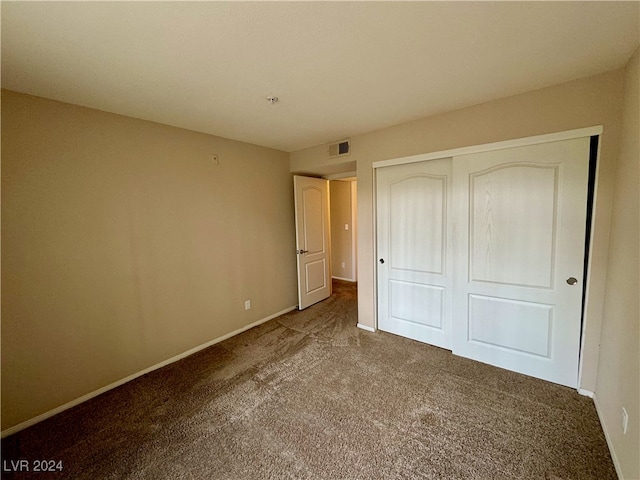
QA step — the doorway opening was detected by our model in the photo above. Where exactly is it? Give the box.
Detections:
[293,173,358,310]
[330,178,357,283]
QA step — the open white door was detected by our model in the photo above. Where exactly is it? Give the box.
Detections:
[294,175,331,309]
[452,138,590,387]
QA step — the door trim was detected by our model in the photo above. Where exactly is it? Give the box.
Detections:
[372,126,602,169]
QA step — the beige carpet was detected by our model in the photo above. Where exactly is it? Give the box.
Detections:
[2,280,616,479]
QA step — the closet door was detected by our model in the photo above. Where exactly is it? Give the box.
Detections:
[376,159,453,349]
[452,138,590,387]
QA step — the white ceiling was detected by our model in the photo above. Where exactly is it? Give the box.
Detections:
[2,1,638,152]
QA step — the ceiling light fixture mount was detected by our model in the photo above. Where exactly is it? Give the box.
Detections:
[266,96,279,104]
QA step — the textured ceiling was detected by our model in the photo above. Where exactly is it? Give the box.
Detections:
[2,1,639,152]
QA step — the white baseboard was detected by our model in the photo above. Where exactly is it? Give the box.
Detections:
[578,388,594,398]
[331,276,356,282]
[357,323,376,333]
[1,305,297,438]
[592,393,623,480]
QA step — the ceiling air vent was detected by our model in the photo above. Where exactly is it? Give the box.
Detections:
[328,139,351,158]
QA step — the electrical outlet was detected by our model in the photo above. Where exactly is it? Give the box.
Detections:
[244,300,251,310]
[622,407,629,434]
[341,262,346,269]
[344,223,349,231]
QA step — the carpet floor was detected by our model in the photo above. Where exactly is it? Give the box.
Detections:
[2,280,616,479]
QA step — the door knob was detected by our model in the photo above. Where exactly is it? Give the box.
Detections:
[379,259,385,264]
[566,277,578,285]
[297,249,309,254]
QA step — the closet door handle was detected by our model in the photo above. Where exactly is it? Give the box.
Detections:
[379,258,385,264]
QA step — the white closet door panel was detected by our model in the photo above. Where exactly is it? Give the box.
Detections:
[468,295,553,357]
[452,137,590,387]
[389,176,445,274]
[390,281,444,329]
[377,159,453,349]
[470,164,558,288]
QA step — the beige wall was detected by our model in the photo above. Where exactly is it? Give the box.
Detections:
[291,69,625,394]
[595,48,639,480]
[1,90,298,431]
[329,180,356,281]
